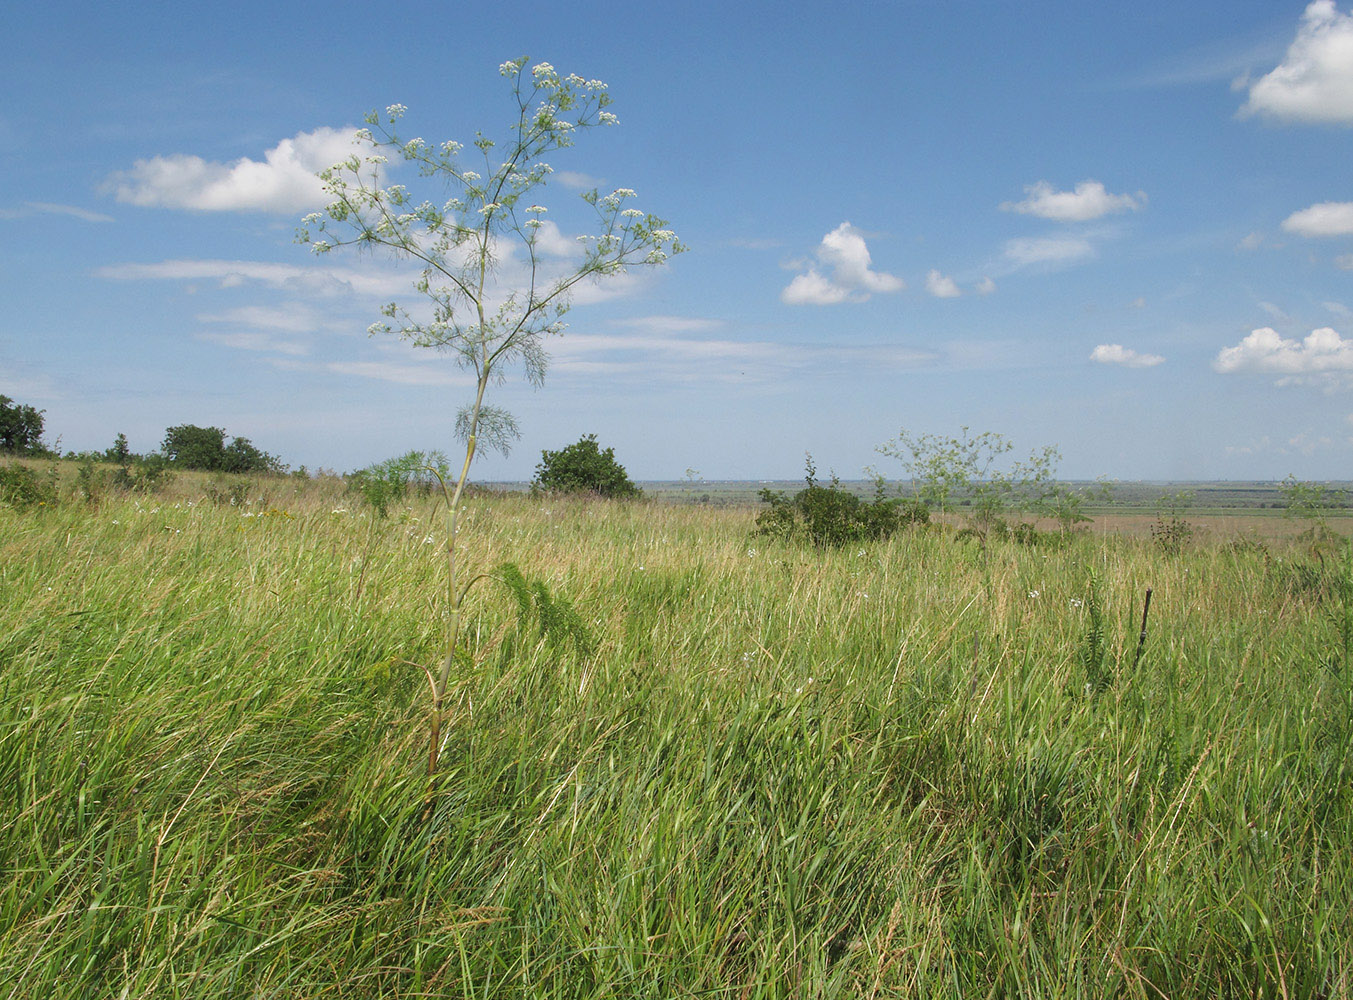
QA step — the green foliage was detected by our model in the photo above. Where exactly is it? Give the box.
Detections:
[1039,478,1114,534]
[878,426,1058,534]
[1152,490,1196,553]
[162,424,283,473]
[105,432,131,465]
[1079,576,1113,695]
[349,450,451,518]
[495,561,593,658]
[756,456,927,548]
[531,434,641,499]
[0,395,47,455]
[1281,474,1347,544]
[110,454,172,494]
[0,462,57,509]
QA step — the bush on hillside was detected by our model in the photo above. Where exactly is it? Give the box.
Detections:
[531,434,641,499]
[756,457,928,548]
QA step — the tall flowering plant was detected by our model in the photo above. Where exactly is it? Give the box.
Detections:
[298,58,684,776]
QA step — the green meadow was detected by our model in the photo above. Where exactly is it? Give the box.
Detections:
[3,476,1352,997]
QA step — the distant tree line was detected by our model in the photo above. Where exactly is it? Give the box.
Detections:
[0,395,284,474]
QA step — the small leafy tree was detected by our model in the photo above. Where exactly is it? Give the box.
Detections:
[162,424,283,473]
[298,59,684,776]
[1038,478,1115,535]
[531,434,641,498]
[0,396,47,455]
[106,433,132,465]
[1281,474,1346,543]
[878,427,1058,534]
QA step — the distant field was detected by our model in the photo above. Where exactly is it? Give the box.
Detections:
[626,478,1353,515]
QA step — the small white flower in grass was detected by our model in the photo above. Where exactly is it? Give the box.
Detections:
[423,534,436,544]
[746,546,757,557]
[1070,598,1083,608]
[1028,589,1040,599]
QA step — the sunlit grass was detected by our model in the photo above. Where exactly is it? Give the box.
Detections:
[2,485,1350,996]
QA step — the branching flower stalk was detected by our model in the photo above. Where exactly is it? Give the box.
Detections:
[298,59,685,777]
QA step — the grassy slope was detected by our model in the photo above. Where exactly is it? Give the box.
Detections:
[2,485,1351,997]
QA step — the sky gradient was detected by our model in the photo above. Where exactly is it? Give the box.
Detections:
[5,1,1353,481]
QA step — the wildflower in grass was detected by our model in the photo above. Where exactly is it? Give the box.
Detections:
[1070,597,1083,608]
[1028,589,1040,599]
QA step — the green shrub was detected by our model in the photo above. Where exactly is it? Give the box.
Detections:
[0,462,57,510]
[349,450,451,518]
[756,457,927,548]
[531,434,641,499]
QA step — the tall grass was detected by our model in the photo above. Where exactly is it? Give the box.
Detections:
[1,488,1350,997]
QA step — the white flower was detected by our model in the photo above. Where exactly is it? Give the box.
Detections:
[1028,590,1040,599]
[385,104,407,118]
[526,204,548,214]
[611,187,637,198]
[599,111,619,125]
[621,208,644,218]
[1070,598,1083,608]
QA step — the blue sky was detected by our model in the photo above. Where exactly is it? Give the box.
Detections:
[5,1,1353,481]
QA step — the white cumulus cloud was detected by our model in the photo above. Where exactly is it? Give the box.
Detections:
[781,222,904,305]
[925,270,961,298]
[1090,344,1165,367]
[105,127,363,214]
[1214,326,1353,382]
[1241,1,1353,124]
[1282,201,1353,236]
[1000,180,1144,222]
